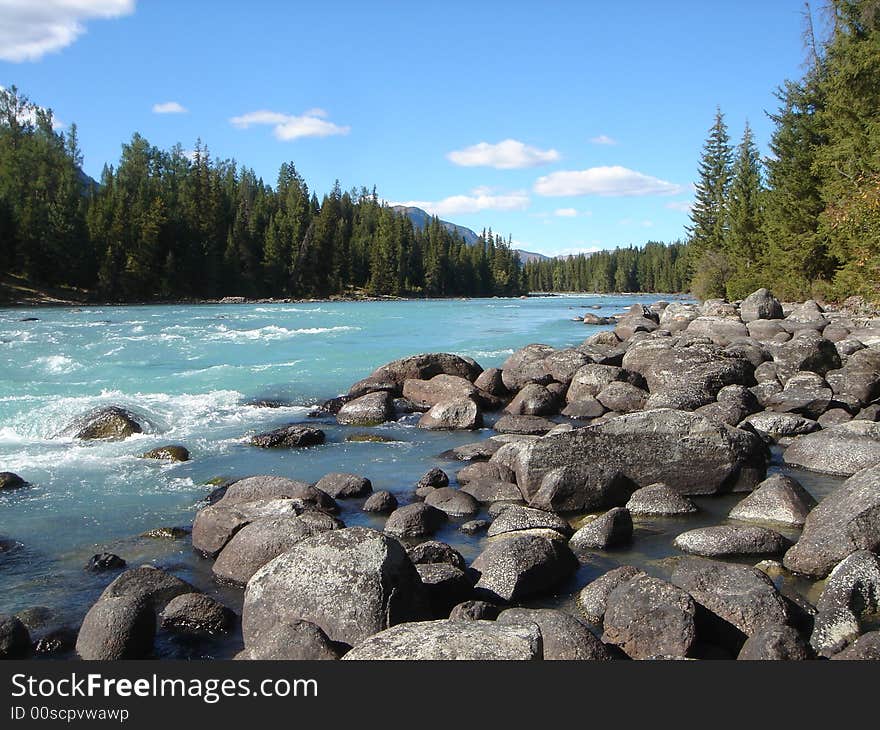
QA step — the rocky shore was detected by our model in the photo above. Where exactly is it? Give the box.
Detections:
[4,288,880,661]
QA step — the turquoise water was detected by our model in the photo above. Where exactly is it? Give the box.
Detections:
[0,295,840,658]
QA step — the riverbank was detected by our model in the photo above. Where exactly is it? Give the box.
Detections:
[2,291,880,660]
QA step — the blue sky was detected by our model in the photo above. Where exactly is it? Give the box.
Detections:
[1,1,815,256]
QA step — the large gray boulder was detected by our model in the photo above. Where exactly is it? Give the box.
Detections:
[784,463,880,578]
[76,595,155,660]
[220,475,332,509]
[314,473,372,499]
[626,483,697,516]
[486,505,572,539]
[66,406,146,441]
[403,374,499,410]
[737,625,810,660]
[770,330,841,383]
[249,424,325,448]
[237,619,341,660]
[514,409,767,512]
[685,316,749,346]
[782,420,880,476]
[470,534,577,603]
[728,474,817,526]
[602,575,698,659]
[348,353,482,398]
[493,414,556,435]
[576,565,644,624]
[384,502,447,538]
[543,349,593,385]
[418,398,483,430]
[192,498,300,557]
[671,557,790,637]
[566,364,643,403]
[673,525,791,557]
[765,372,833,420]
[336,391,394,425]
[497,608,613,660]
[621,340,754,410]
[160,593,235,636]
[242,527,424,648]
[500,344,556,391]
[569,508,633,553]
[740,288,784,322]
[741,411,819,440]
[505,383,558,416]
[424,487,479,517]
[343,620,542,660]
[98,566,194,611]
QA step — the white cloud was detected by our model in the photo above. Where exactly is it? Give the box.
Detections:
[0,0,135,62]
[665,199,693,212]
[447,139,560,169]
[391,188,530,218]
[590,134,617,145]
[534,165,683,197]
[152,101,187,114]
[230,108,350,141]
[554,207,578,217]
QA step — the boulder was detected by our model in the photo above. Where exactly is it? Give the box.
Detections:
[343,619,542,660]
[242,527,423,647]
[474,367,508,397]
[456,461,505,485]
[728,474,817,526]
[384,503,447,538]
[577,565,644,624]
[460,519,490,535]
[0,472,27,490]
[782,420,880,476]
[829,631,880,660]
[602,575,698,659]
[237,619,341,660]
[75,595,155,660]
[740,288,784,322]
[220,475,333,509]
[349,353,482,398]
[596,381,647,414]
[671,557,790,637]
[68,406,145,441]
[505,383,558,416]
[424,487,480,517]
[486,505,572,539]
[626,483,698,516]
[336,391,394,425]
[416,467,449,490]
[673,525,791,557]
[403,374,500,410]
[515,409,767,512]
[470,534,577,603]
[569,508,633,554]
[418,398,483,430]
[741,411,819,440]
[685,316,749,346]
[567,364,643,402]
[582,313,614,326]
[747,319,788,342]
[141,445,190,462]
[85,553,127,572]
[407,541,466,570]
[765,372,833,420]
[544,349,594,384]
[737,625,810,660]
[449,600,501,621]
[314,472,372,499]
[500,344,556,391]
[99,566,195,611]
[810,608,861,657]
[417,564,473,617]
[493,414,556,435]
[0,615,30,659]
[818,408,854,428]
[770,330,841,383]
[561,397,607,420]
[212,516,319,585]
[498,608,612,660]
[362,490,398,513]
[460,479,523,503]
[160,593,235,636]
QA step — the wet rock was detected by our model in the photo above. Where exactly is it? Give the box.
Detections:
[784,463,880,578]
[141,445,190,462]
[625,483,697,516]
[34,627,78,656]
[459,519,490,535]
[343,619,542,660]
[0,472,27,490]
[220,476,336,511]
[160,593,235,636]
[69,406,145,441]
[212,516,318,585]
[0,615,30,659]
[582,313,614,326]
[362,490,398,513]
[740,288,784,322]
[416,467,449,490]
[577,565,644,624]
[487,505,572,539]
[418,398,483,430]
[515,409,767,512]
[345,432,397,443]
[500,344,556,391]
[737,625,810,660]
[470,533,578,603]
[439,439,502,461]
[349,353,482,398]
[449,600,501,621]
[75,595,155,660]
[498,608,613,660]
[782,420,880,476]
[417,564,473,617]
[85,553,127,572]
[602,574,698,659]
[424,487,479,517]
[671,557,790,637]
[14,607,52,632]
[140,527,189,540]
[504,383,558,416]
[728,474,817,527]
[673,525,791,557]
[596,381,647,414]
[242,527,424,647]
[741,411,819,440]
[384,502,447,538]
[249,424,325,448]
[337,391,395,425]
[407,541,466,570]
[569,508,633,554]
[237,619,341,660]
[99,566,195,611]
[493,414,556,435]
[314,472,372,499]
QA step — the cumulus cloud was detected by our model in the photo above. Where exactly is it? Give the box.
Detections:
[534,165,683,197]
[230,108,350,141]
[392,188,530,218]
[589,134,617,145]
[0,0,135,62]
[152,101,187,114]
[447,139,560,169]
[665,199,693,212]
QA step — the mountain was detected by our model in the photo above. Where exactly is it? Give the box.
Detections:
[390,205,548,263]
